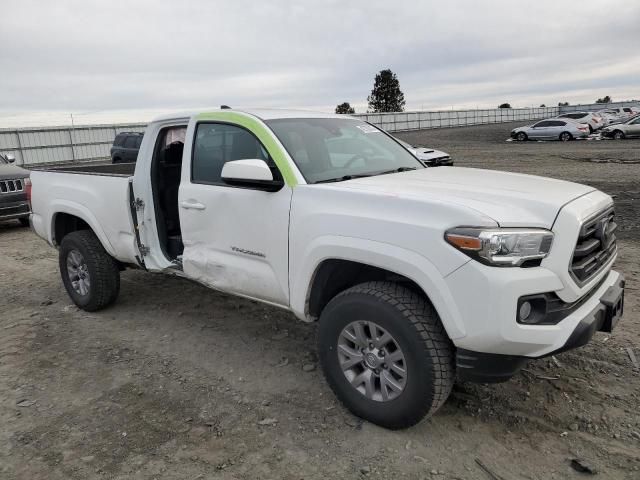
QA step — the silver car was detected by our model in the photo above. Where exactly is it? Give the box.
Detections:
[510,119,590,142]
[600,114,640,139]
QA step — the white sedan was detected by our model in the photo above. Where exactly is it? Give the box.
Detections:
[394,138,452,166]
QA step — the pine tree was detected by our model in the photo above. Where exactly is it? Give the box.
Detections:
[367,69,405,113]
[335,102,355,114]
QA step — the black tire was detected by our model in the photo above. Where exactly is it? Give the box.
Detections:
[516,132,528,142]
[613,130,625,140]
[559,131,572,142]
[59,230,120,312]
[318,281,454,429]
[18,217,30,227]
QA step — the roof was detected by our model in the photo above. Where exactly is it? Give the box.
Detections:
[150,108,353,123]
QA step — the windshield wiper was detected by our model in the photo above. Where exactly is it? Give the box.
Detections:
[314,173,376,184]
[314,167,418,184]
[373,167,418,175]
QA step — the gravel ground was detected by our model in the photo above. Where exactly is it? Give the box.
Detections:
[1,122,639,479]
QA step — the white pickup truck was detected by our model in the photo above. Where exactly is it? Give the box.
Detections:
[30,109,625,429]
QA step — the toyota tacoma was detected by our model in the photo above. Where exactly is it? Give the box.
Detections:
[29,109,625,429]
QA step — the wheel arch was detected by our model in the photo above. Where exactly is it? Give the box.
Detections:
[559,131,573,140]
[50,202,117,257]
[291,238,467,340]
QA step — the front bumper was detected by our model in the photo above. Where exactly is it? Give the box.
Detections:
[0,200,30,221]
[456,274,624,383]
[427,158,454,167]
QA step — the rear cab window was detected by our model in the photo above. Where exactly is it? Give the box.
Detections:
[124,136,138,148]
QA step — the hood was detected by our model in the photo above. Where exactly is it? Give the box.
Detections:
[0,163,30,180]
[331,167,596,227]
[413,147,449,161]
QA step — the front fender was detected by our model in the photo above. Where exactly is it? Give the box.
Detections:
[290,235,468,340]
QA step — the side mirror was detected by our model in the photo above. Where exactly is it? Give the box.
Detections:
[221,159,284,192]
[6,153,16,163]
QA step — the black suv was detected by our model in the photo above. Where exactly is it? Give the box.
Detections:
[111,132,143,163]
[0,153,30,226]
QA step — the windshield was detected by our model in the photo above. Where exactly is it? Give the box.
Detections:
[266,118,423,183]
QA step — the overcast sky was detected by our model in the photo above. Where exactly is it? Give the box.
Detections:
[1,0,639,126]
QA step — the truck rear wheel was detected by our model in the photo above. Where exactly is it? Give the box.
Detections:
[318,281,454,429]
[59,230,120,312]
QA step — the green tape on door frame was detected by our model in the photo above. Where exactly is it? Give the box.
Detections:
[196,111,299,187]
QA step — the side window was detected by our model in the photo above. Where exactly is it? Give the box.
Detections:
[631,117,640,125]
[534,121,551,128]
[135,136,143,148]
[623,108,632,113]
[551,121,566,126]
[124,136,138,148]
[192,123,271,185]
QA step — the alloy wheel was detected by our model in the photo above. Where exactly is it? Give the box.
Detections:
[337,320,407,402]
[66,249,91,296]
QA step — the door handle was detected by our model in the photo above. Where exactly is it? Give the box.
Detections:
[180,200,206,210]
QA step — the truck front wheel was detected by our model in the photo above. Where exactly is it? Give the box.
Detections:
[318,281,454,429]
[59,230,120,312]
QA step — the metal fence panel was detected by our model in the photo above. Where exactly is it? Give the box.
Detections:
[0,123,146,166]
[558,101,640,114]
[1,101,636,166]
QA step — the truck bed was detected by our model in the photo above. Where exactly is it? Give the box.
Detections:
[29,165,141,265]
[32,162,136,177]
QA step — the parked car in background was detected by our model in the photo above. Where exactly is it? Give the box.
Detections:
[394,138,453,166]
[111,132,143,163]
[511,119,590,141]
[600,114,640,139]
[556,111,604,133]
[0,153,31,226]
[596,107,638,124]
[594,109,620,126]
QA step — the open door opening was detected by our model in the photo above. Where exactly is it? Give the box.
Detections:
[150,125,188,262]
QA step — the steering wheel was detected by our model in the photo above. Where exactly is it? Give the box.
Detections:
[343,154,368,169]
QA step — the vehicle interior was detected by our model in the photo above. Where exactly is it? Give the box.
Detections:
[150,126,187,262]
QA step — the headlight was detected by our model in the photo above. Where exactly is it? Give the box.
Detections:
[445,227,554,267]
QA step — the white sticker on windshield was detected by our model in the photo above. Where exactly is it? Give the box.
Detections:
[356,124,380,134]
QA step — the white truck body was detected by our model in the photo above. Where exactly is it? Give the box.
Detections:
[30,108,625,428]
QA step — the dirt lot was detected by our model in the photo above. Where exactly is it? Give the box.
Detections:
[1,121,639,479]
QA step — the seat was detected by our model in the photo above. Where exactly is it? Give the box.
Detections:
[161,141,184,236]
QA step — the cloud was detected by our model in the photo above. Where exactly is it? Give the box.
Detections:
[0,0,638,125]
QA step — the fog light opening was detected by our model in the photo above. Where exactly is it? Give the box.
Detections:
[519,301,533,323]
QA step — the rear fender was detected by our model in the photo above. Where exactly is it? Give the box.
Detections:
[49,200,117,257]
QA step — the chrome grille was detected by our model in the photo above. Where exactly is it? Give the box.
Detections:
[0,179,24,194]
[570,207,617,284]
